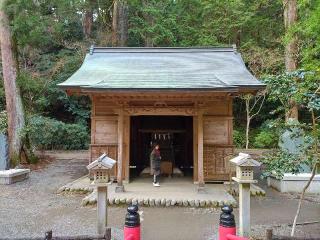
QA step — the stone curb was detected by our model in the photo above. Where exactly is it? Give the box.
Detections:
[81,193,237,208]
[228,185,266,197]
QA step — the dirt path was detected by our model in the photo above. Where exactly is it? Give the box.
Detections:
[0,157,319,240]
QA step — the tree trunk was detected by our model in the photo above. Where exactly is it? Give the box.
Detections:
[283,0,299,120]
[291,109,319,236]
[245,98,250,149]
[245,117,251,150]
[142,0,153,47]
[0,0,25,166]
[112,0,128,47]
[291,163,318,236]
[82,8,93,39]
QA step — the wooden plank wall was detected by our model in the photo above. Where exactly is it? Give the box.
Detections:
[202,99,234,181]
[90,97,119,180]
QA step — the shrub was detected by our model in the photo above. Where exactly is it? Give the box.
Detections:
[26,115,89,150]
[253,120,279,149]
[253,130,278,148]
[233,128,246,148]
[261,150,309,179]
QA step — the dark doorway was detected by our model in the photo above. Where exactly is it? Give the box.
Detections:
[130,116,193,179]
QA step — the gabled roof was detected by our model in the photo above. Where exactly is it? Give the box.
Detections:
[58,47,265,92]
[86,153,117,170]
[230,153,261,167]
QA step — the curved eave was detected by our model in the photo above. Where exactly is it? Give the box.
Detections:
[59,84,266,95]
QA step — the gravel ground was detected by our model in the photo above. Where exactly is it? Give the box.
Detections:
[0,157,319,240]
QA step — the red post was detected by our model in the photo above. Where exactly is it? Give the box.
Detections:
[124,204,141,240]
[219,205,236,240]
[219,205,249,240]
[226,234,249,240]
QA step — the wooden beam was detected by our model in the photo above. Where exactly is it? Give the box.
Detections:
[193,116,198,183]
[123,114,130,183]
[116,108,124,192]
[197,110,205,191]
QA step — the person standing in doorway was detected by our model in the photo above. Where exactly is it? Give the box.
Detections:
[150,143,161,187]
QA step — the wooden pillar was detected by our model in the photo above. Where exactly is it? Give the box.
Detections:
[124,114,130,183]
[193,116,198,183]
[116,109,124,192]
[197,110,205,191]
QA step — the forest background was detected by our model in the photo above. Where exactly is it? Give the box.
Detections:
[0,0,319,153]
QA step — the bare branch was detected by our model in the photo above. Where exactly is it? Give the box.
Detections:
[251,93,266,118]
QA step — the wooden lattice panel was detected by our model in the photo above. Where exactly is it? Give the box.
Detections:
[203,145,234,181]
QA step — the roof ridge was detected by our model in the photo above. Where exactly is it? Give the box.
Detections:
[89,46,236,54]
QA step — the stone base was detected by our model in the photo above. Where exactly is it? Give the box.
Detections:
[0,169,30,185]
[227,183,266,196]
[267,173,320,194]
[115,185,125,193]
[197,185,206,194]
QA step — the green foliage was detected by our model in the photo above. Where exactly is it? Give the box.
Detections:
[128,0,284,76]
[254,131,278,149]
[0,0,317,154]
[0,78,6,111]
[25,116,89,150]
[6,0,85,50]
[129,0,177,46]
[253,120,279,148]
[261,128,318,179]
[261,151,309,179]
[260,62,320,175]
[28,153,39,164]
[263,70,320,119]
[298,0,320,72]
[0,111,8,134]
[233,127,246,148]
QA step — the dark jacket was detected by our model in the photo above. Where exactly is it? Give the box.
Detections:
[150,149,161,174]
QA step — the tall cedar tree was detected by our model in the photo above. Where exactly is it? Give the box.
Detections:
[112,0,129,46]
[283,0,299,120]
[0,0,25,165]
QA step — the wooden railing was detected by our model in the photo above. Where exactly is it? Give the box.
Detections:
[0,228,111,240]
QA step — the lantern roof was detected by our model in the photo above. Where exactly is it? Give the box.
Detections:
[230,153,261,167]
[87,153,116,170]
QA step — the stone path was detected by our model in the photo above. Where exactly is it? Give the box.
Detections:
[59,176,237,207]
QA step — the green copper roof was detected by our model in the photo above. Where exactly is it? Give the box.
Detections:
[58,47,264,91]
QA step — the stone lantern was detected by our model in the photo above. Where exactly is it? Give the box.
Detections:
[87,153,116,184]
[230,153,261,237]
[87,153,116,234]
[230,152,261,183]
